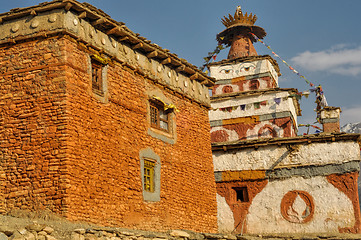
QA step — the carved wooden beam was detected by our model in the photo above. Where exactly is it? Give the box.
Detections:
[190,73,198,81]
[161,58,171,65]
[92,18,106,26]
[176,65,186,72]
[132,42,143,50]
[146,51,158,58]
[106,26,120,35]
[78,11,87,19]
[118,36,129,42]
[64,2,73,11]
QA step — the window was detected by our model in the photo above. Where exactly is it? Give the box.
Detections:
[150,101,170,132]
[249,80,260,90]
[91,60,104,96]
[234,187,249,202]
[147,90,177,144]
[140,148,161,202]
[143,159,156,192]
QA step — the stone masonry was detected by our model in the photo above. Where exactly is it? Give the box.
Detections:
[0,0,217,233]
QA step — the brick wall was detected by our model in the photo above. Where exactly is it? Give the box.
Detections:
[0,36,68,213]
[62,37,217,232]
[0,35,217,232]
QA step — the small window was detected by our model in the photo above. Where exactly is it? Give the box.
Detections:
[234,187,249,202]
[143,159,156,192]
[91,60,104,96]
[150,101,170,132]
[249,80,260,90]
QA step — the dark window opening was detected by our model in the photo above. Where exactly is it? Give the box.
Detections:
[234,187,249,202]
[249,80,260,90]
[91,60,104,96]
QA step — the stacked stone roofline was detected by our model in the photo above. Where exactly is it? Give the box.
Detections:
[208,7,301,143]
[0,0,215,108]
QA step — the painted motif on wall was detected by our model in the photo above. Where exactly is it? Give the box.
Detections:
[247,121,284,139]
[246,176,356,234]
[212,77,275,95]
[209,60,278,81]
[210,127,239,142]
[280,190,314,223]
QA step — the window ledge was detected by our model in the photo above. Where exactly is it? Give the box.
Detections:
[148,128,176,145]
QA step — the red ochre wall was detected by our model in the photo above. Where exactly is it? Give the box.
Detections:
[211,116,295,142]
[62,37,217,232]
[327,172,361,233]
[216,179,268,233]
[0,35,218,232]
[0,36,67,213]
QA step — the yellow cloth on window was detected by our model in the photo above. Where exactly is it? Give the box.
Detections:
[152,96,179,112]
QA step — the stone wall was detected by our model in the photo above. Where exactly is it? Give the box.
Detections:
[61,36,217,232]
[1,213,361,240]
[0,36,67,213]
[0,32,217,232]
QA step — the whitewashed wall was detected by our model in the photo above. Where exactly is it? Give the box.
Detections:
[246,176,355,234]
[213,141,361,171]
[209,59,278,84]
[210,91,298,127]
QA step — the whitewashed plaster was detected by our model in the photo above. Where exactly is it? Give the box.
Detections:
[210,91,298,127]
[213,141,361,171]
[210,127,239,142]
[209,59,278,84]
[246,176,355,234]
[246,121,284,140]
[217,194,235,233]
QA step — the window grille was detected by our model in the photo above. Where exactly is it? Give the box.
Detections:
[144,159,156,192]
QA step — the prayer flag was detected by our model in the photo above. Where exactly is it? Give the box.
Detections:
[274,98,281,105]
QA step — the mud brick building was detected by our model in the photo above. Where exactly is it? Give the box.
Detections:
[209,7,361,234]
[0,0,218,232]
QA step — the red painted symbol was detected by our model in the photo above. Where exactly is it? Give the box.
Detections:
[280,190,314,223]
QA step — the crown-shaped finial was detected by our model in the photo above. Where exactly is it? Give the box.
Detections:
[221,6,258,28]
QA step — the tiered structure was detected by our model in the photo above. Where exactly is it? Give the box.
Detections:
[209,7,361,234]
[209,6,301,143]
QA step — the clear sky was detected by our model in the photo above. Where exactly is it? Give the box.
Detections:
[2,0,361,133]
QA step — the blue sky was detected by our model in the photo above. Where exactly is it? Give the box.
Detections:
[2,0,361,131]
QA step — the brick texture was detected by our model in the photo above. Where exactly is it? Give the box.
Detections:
[0,35,217,233]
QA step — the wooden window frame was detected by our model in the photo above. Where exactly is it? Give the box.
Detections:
[91,60,104,96]
[143,159,156,193]
[149,101,170,133]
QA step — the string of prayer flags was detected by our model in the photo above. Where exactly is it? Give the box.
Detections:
[250,32,315,88]
[260,101,267,106]
[213,97,290,112]
[298,124,321,130]
[274,98,281,105]
[250,32,329,122]
[200,44,226,71]
[299,123,322,134]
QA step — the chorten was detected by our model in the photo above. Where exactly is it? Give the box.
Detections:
[208,6,301,142]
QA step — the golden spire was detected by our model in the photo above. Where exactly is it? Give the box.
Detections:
[221,6,258,28]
